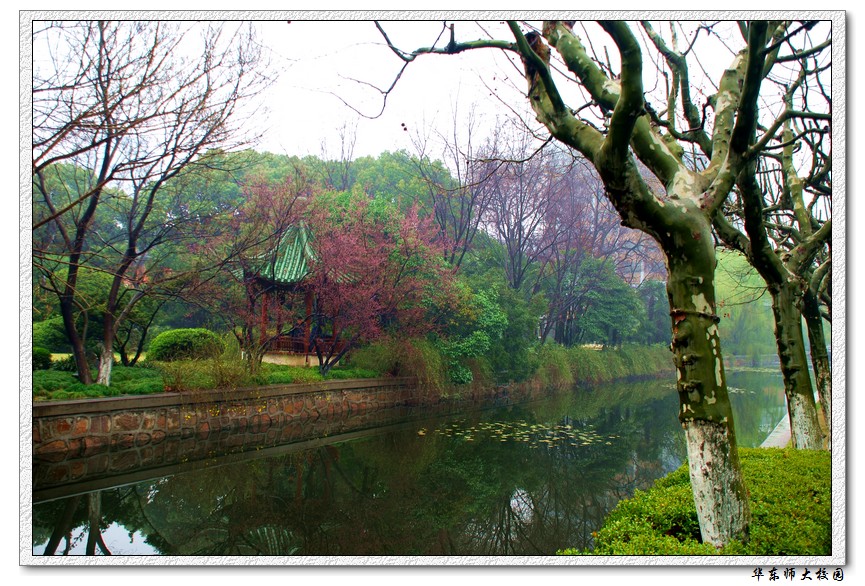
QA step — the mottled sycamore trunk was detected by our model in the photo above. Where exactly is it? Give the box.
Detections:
[97,344,114,387]
[802,290,831,444]
[683,420,750,546]
[506,19,756,547]
[769,284,823,450]
[97,308,118,387]
[665,225,751,546]
[769,285,823,449]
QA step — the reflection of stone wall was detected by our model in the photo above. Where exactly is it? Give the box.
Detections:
[32,377,545,500]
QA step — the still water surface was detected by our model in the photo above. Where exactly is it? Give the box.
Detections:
[32,370,786,556]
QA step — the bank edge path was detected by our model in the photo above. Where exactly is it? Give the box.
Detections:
[759,415,792,448]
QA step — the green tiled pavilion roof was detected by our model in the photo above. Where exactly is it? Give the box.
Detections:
[253,224,315,285]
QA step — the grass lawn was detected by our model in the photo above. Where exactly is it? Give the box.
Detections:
[32,359,381,402]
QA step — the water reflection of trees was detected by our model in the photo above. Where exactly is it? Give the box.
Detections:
[439,386,686,554]
[34,485,158,555]
[727,370,787,447]
[34,376,785,556]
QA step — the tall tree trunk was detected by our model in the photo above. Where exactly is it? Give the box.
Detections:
[97,257,142,386]
[770,284,823,449]
[96,342,114,387]
[666,235,751,547]
[803,288,831,446]
[59,298,93,385]
[96,310,116,386]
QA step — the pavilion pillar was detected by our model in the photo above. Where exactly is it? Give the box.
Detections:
[304,289,313,366]
[275,292,283,342]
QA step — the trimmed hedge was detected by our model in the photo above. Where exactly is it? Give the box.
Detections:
[559,447,831,556]
[51,355,78,372]
[147,328,224,362]
[32,317,70,353]
[32,347,53,371]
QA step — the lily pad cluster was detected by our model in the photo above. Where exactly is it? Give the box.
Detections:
[421,419,619,449]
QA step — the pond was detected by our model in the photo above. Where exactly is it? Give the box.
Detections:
[32,370,787,556]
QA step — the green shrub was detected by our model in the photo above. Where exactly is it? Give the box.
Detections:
[559,447,831,556]
[33,365,165,400]
[325,367,380,380]
[117,378,165,395]
[108,365,156,383]
[259,363,380,385]
[45,383,117,401]
[733,448,832,555]
[465,356,494,388]
[37,356,381,399]
[447,362,474,385]
[210,357,254,389]
[32,347,53,371]
[155,357,307,392]
[559,344,671,386]
[106,365,165,393]
[587,482,708,555]
[155,359,218,392]
[219,333,243,361]
[348,341,396,373]
[148,328,224,362]
[262,364,323,385]
[32,317,70,353]
[566,345,606,384]
[351,337,447,389]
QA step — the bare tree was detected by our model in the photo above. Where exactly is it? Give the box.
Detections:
[535,154,666,345]
[410,107,496,268]
[478,125,563,291]
[534,156,596,343]
[316,120,358,192]
[32,20,269,385]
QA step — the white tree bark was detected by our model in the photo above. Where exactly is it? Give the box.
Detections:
[683,419,751,547]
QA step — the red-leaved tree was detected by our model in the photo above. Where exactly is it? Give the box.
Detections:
[304,193,454,375]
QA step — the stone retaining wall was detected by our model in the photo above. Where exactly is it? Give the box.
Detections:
[34,378,418,460]
[32,376,545,500]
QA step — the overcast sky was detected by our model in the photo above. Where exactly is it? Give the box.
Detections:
[252,20,532,160]
[242,18,827,165]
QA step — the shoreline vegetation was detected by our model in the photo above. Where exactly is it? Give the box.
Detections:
[33,340,673,403]
[559,447,831,556]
